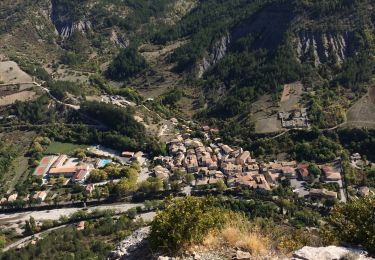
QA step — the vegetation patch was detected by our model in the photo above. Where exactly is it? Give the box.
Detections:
[45,141,86,155]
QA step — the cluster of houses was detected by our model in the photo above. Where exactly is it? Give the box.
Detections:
[0,190,48,205]
[278,108,310,129]
[32,154,112,185]
[0,147,147,206]
[152,132,343,199]
[100,95,136,108]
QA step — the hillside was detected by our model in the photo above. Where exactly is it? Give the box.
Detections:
[0,1,374,132]
[2,1,375,259]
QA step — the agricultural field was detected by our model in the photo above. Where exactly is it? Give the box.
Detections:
[45,142,87,155]
[253,82,304,134]
[0,130,36,195]
[0,91,36,107]
[346,86,375,129]
[0,61,32,84]
[279,82,304,112]
[135,41,187,99]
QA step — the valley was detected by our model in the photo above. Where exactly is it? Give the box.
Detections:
[0,0,375,259]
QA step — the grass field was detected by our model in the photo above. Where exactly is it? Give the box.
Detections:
[0,131,36,195]
[346,86,375,129]
[45,142,86,155]
[253,82,304,134]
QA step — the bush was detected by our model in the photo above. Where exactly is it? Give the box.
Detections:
[325,196,375,255]
[149,196,228,253]
[0,234,6,249]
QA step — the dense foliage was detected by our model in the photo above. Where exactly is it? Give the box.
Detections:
[1,213,144,260]
[106,48,148,81]
[150,0,374,127]
[12,95,58,124]
[48,80,84,100]
[326,196,375,255]
[338,128,375,161]
[81,101,145,139]
[294,135,342,162]
[0,142,16,177]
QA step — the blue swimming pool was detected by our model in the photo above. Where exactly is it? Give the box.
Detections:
[97,159,112,168]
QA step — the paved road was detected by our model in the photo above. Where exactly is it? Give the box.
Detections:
[0,202,143,225]
[2,210,156,253]
[2,224,68,252]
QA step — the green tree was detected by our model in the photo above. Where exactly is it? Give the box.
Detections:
[30,216,37,232]
[0,234,6,249]
[308,163,321,177]
[89,170,108,183]
[114,176,138,196]
[215,179,227,193]
[185,174,195,184]
[325,196,375,254]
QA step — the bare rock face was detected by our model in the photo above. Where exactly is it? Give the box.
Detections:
[109,227,151,260]
[296,31,356,66]
[58,20,92,38]
[233,250,251,260]
[110,30,129,48]
[292,246,373,260]
[197,32,230,78]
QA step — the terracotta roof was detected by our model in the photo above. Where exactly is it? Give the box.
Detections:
[122,151,134,157]
[49,167,77,174]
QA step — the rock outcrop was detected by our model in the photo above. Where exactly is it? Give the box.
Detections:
[197,2,294,77]
[296,31,356,66]
[50,0,92,38]
[109,227,151,260]
[292,246,373,260]
[110,30,129,48]
[197,32,230,78]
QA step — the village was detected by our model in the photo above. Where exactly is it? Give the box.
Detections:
[0,119,372,208]
[150,125,369,203]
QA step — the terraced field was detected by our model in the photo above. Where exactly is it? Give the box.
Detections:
[346,86,375,129]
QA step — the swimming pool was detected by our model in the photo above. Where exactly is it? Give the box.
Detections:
[97,159,112,168]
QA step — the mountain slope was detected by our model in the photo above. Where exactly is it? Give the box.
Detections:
[0,0,374,132]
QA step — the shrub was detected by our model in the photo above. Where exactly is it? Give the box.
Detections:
[215,216,270,254]
[325,196,375,255]
[149,196,228,253]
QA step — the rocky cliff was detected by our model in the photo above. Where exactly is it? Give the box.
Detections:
[50,0,92,38]
[296,31,356,66]
[197,2,294,77]
[197,32,230,78]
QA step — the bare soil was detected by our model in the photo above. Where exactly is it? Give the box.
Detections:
[0,90,37,106]
[0,61,32,84]
[279,82,303,112]
[346,87,375,129]
[252,95,281,134]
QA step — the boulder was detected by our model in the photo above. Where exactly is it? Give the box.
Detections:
[293,246,373,260]
[233,250,251,260]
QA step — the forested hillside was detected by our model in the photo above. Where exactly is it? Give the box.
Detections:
[151,0,374,124]
[0,0,374,130]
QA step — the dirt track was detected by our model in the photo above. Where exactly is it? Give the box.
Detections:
[369,86,375,106]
